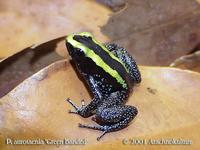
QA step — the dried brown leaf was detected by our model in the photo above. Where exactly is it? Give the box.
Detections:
[0,37,66,98]
[0,0,110,57]
[0,60,200,149]
[101,0,200,66]
[171,50,200,73]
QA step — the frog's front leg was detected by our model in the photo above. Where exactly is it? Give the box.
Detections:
[66,75,102,118]
[66,98,98,118]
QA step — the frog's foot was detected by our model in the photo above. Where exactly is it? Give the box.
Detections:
[66,98,85,114]
[78,105,138,140]
[66,97,99,118]
[78,123,108,141]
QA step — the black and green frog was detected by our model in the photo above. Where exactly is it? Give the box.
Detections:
[65,32,141,141]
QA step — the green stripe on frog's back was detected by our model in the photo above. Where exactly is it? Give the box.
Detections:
[78,32,128,72]
[66,33,128,89]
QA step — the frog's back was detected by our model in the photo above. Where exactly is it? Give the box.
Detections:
[78,57,129,98]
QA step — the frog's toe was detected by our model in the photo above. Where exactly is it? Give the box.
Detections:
[78,123,109,141]
[66,98,86,109]
[66,99,82,115]
[81,99,86,108]
[66,98,95,118]
[66,98,79,110]
[78,123,105,131]
[68,109,78,114]
[97,131,107,141]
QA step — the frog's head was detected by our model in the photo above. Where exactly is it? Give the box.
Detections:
[66,32,132,89]
[65,42,84,59]
[66,32,94,60]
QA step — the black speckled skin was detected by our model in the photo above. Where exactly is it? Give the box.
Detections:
[66,43,141,141]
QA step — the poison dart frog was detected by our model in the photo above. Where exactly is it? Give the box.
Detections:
[65,32,141,141]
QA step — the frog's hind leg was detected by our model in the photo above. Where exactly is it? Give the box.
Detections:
[105,43,141,83]
[79,105,138,141]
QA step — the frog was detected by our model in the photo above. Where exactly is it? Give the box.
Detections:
[65,32,141,141]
